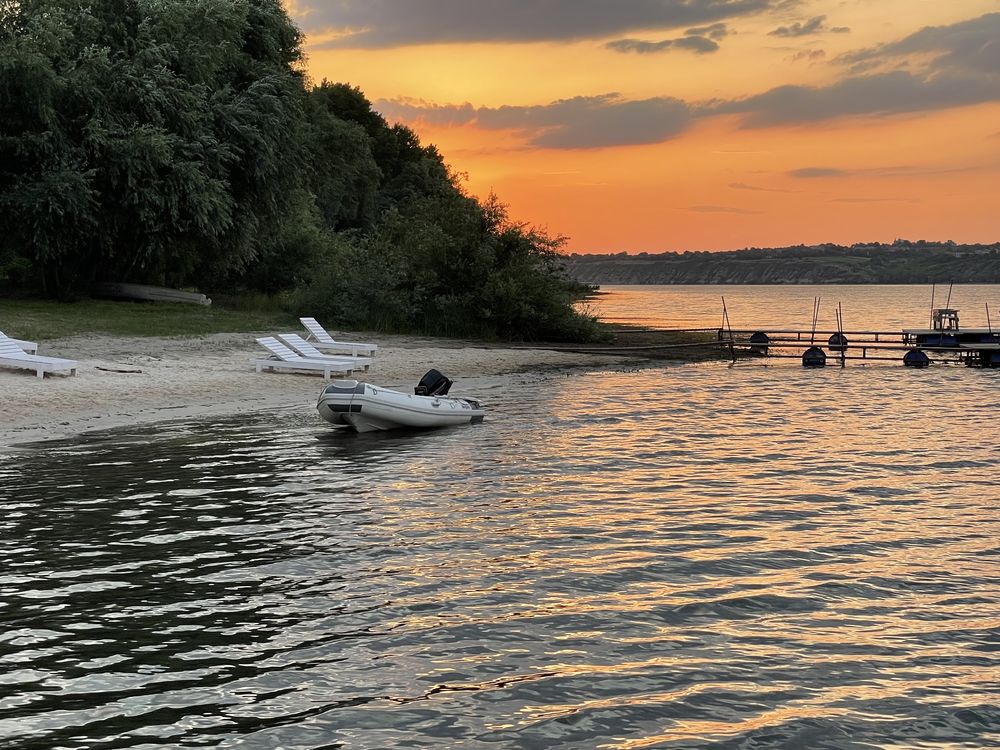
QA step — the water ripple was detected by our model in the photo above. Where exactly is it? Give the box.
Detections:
[1,363,999,748]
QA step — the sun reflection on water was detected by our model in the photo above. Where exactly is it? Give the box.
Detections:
[1,357,998,748]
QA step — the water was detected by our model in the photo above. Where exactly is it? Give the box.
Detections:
[2,286,1000,749]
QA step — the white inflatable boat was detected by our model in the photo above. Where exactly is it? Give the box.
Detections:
[317,369,485,432]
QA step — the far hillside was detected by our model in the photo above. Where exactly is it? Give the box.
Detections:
[562,241,1000,285]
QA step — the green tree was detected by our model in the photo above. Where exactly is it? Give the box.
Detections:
[0,0,305,296]
[304,83,380,231]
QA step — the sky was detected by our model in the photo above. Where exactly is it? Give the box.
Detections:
[285,1,1000,253]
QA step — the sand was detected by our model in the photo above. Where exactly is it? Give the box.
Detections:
[1,331,625,447]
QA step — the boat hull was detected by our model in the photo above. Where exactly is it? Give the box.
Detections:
[317,381,485,432]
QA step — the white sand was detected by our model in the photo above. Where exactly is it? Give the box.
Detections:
[1,332,624,446]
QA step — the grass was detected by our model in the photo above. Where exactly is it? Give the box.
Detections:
[0,298,301,341]
[604,324,737,362]
[0,300,735,364]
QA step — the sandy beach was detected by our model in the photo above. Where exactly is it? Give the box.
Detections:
[1,331,625,447]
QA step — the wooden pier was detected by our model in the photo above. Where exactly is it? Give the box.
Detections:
[522,299,999,368]
[700,297,1000,368]
[714,327,1000,367]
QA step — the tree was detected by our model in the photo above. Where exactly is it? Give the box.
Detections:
[0,0,306,296]
[303,83,380,231]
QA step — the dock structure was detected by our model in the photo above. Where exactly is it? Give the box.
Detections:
[712,305,1000,368]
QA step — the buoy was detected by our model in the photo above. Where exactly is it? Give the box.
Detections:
[828,332,849,352]
[802,346,827,367]
[903,349,930,368]
[749,331,770,356]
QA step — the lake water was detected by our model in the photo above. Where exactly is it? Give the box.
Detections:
[2,285,999,749]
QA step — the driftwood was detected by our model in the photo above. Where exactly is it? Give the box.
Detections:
[96,366,144,374]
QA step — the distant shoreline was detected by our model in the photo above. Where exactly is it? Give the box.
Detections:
[563,243,1000,285]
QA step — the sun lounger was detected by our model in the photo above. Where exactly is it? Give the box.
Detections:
[277,333,371,372]
[254,337,356,379]
[11,339,38,354]
[0,334,78,379]
[300,317,377,357]
[0,330,38,354]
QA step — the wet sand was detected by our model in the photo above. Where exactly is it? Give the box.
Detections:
[1,331,624,446]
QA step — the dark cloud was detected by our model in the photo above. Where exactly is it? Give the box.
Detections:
[769,15,849,38]
[376,100,478,128]
[376,13,1000,150]
[685,22,731,40]
[606,35,720,55]
[713,69,1000,127]
[382,62,1000,149]
[790,49,826,63]
[839,12,1000,74]
[377,94,694,149]
[294,0,772,48]
[607,21,731,54]
[719,15,1000,127]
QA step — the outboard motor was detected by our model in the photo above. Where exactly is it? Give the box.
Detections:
[415,368,453,396]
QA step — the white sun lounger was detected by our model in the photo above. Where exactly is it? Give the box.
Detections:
[0,330,39,354]
[11,339,38,354]
[277,333,371,372]
[0,335,78,379]
[254,337,356,379]
[300,317,377,357]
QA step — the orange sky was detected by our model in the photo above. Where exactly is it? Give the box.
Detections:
[287,1,1000,253]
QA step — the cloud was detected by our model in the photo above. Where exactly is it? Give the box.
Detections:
[377,94,694,149]
[769,15,849,38]
[376,14,1000,149]
[729,182,794,192]
[713,69,1000,126]
[789,167,848,178]
[607,35,719,55]
[607,21,731,55]
[382,64,1000,149]
[292,0,773,48]
[839,12,1000,74]
[788,164,982,180]
[790,49,825,63]
[830,197,918,203]
[686,22,731,41]
[716,15,1000,126]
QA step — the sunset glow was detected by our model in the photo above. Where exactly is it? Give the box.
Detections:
[288,1,1000,252]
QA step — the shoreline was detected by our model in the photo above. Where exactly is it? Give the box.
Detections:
[1,331,629,448]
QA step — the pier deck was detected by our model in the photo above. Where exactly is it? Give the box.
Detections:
[709,326,1000,368]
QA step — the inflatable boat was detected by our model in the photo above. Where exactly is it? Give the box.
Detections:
[316,369,485,432]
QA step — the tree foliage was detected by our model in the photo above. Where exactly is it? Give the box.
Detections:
[0,0,304,295]
[0,0,599,340]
